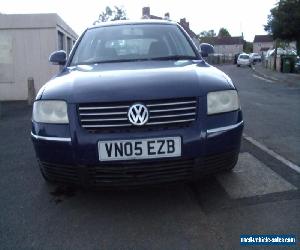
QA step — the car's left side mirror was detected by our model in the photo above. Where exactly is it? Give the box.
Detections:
[49,50,67,65]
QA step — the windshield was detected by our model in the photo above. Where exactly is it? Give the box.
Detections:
[239,55,249,59]
[70,24,197,65]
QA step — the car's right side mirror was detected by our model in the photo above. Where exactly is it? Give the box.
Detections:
[199,43,214,59]
[201,51,208,58]
[49,50,67,65]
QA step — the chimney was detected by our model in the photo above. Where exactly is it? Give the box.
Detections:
[180,18,189,29]
[164,12,170,20]
[142,7,150,18]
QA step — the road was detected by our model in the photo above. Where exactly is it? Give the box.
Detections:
[0,65,299,249]
[220,64,300,166]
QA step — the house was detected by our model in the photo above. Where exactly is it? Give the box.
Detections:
[253,35,273,54]
[209,36,244,56]
[142,7,167,20]
[178,18,200,48]
[142,7,200,48]
[0,13,78,101]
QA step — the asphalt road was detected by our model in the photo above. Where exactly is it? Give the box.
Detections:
[220,64,300,166]
[0,65,300,249]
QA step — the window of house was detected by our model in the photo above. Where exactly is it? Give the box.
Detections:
[58,31,64,50]
[67,37,72,55]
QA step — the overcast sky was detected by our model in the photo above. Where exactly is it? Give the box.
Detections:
[1,0,278,41]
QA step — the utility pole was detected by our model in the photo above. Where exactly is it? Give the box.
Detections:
[273,39,278,71]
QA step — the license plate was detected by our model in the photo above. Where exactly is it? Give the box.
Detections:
[98,137,181,161]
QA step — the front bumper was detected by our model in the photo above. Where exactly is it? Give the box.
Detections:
[238,61,251,66]
[31,105,243,187]
[37,150,239,187]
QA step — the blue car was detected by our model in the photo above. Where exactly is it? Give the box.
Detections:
[31,20,243,187]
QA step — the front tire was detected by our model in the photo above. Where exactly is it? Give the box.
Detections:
[237,64,240,67]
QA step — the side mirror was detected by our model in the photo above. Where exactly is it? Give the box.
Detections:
[201,51,208,58]
[49,50,67,65]
[199,43,214,59]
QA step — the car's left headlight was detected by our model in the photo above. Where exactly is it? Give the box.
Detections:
[207,90,240,115]
[33,100,69,123]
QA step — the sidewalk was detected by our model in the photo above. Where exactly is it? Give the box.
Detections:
[252,63,300,87]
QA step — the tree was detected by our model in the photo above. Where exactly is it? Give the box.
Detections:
[198,30,216,38]
[218,28,231,38]
[243,41,253,53]
[264,0,300,55]
[198,30,216,43]
[112,6,127,21]
[93,6,127,24]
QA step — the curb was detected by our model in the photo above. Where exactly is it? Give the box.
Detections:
[251,66,300,86]
[251,66,278,81]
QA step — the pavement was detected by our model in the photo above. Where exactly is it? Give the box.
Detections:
[251,62,300,87]
[1,65,300,249]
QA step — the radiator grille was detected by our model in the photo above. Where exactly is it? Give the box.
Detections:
[78,97,197,132]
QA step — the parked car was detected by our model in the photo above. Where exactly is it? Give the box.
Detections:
[31,20,243,187]
[249,53,261,63]
[237,53,251,67]
[267,48,297,57]
[295,56,300,73]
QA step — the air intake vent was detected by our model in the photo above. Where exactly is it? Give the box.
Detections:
[78,97,197,132]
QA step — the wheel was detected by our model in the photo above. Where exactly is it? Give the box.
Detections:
[237,64,240,67]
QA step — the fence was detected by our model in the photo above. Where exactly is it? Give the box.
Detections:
[206,54,234,65]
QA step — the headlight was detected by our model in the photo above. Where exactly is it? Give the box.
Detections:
[207,90,239,115]
[33,100,69,123]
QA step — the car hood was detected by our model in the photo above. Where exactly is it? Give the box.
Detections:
[39,60,234,103]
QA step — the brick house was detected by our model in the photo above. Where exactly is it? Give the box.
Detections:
[142,7,200,48]
[209,36,244,56]
[253,35,273,54]
[178,18,199,48]
[142,7,167,20]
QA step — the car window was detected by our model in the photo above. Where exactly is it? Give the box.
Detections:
[239,55,249,59]
[70,24,197,65]
[105,38,157,56]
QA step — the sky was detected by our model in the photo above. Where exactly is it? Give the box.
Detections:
[0,0,278,41]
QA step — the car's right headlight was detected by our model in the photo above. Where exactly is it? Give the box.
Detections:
[207,90,240,115]
[33,100,69,123]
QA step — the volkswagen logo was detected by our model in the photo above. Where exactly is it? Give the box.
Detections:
[128,103,149,126]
